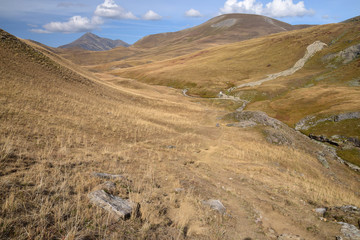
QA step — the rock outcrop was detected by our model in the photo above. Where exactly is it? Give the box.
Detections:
[295,112,360,131]
[323,43,360,64]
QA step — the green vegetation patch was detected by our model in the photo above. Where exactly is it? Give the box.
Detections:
[302,118,360,139]
[337,148,360,167]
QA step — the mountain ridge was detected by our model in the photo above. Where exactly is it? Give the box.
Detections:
[59,32,129,51]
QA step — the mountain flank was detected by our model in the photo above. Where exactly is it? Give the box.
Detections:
[59,32,129,51]
[132,13,312,49]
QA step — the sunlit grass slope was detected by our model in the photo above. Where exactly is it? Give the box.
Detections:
[1,28,360,240]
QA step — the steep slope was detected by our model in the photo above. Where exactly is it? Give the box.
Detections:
[1,28,360,240]
[59,32,129,51]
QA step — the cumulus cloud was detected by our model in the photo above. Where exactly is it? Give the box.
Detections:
[94,0,137,19]
[31,16,103,33]
[220,0,314,18]
[221,0,263,15]
[185,8,203,18]
[142,10,162,20]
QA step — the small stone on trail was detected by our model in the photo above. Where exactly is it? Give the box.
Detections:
[92,172,125,180]
[88,190,134,219]
[165,145,176,149]
[174,188,184,193]
[216,123,220,127]
[202,199,226,214]
[315,208,327,215]
[277,233,304,240]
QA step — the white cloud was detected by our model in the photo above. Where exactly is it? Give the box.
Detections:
[221,0,263,15]
[265,0,314,17]
[31,16,103,34]
[142,10,162,20]
[185,8,203,18]
[220,0,314,18]
[94,0,137,20]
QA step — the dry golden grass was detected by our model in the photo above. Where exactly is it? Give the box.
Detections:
[111,24,351,95]
[1,28,360,240]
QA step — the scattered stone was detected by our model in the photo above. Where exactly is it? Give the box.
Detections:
[338,222,360,240]
[174,188,184,193]
[202,199,226,214]
[225,111,284,129]
[317,154,330,168]
[88,190,134,219]
[343,161,360,172]
[277,233,304,240]
[165,145,176,149]
[264,128,293,145]
[226,120,257,128]
[92,172,125,180]
[216,123,220,127]
[102,181,116,191]
[315,208,327,215]
[336,237,343,240]
[324,205,360,227]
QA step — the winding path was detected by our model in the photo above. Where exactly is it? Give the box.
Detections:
[182,89,249,111]
[228,41,327,92]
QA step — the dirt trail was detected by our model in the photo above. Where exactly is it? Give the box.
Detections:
[228,41,327,92]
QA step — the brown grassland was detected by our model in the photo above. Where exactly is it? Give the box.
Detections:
[0,22,360,240]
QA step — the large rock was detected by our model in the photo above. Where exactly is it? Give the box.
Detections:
[88,190,134,218]
[339,222,360,240]
[323,43,360,64]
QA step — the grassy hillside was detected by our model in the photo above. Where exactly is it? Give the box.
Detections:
[113,23,352,95]
[113,21,360,165]
[1,28,360,240]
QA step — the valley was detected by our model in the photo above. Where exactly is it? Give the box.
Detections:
[1,13,360,240]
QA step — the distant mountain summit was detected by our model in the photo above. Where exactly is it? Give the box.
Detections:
[133,14,313,49]
[59,32,129,51]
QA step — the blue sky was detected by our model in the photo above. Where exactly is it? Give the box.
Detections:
[0,0,359,47]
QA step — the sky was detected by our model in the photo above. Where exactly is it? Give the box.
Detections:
[0,0,359,47]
